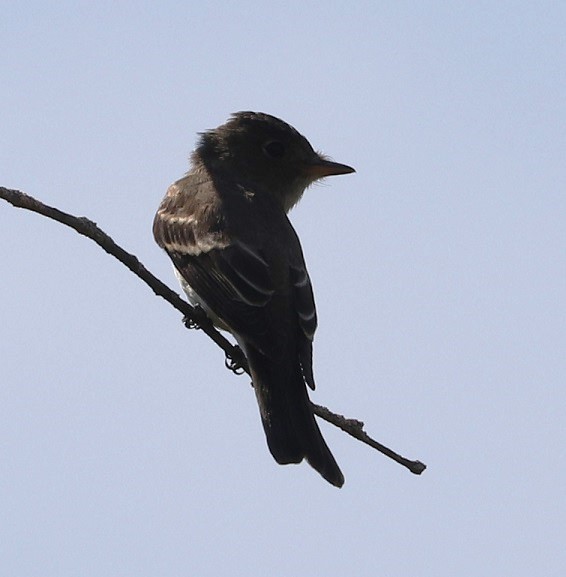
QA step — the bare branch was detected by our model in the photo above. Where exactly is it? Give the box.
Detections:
[312,404,426,475]
[1,186,426,475]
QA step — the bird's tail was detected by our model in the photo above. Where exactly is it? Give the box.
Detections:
[246,347,344,488]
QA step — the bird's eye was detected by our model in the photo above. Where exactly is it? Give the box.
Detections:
[263,140,286,158]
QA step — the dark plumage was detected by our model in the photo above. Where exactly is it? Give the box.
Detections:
[153,112,354,487]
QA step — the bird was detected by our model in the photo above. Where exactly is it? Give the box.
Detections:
[153,111,355,487]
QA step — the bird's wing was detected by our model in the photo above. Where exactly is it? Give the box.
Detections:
[289,263,317,389]
[290,263,317,341]
[153,177,317,385]
[169,242,277,344]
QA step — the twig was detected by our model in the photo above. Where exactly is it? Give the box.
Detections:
[312,404,426,475]
[1,186,426,475]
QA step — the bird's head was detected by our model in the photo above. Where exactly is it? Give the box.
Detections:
[195,111,355,211]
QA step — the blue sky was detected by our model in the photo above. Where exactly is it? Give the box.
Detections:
[2,2,565,575]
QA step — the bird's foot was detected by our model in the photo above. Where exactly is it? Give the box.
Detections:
[225,346,246,375]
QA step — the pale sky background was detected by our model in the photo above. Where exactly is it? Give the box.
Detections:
[2,2,565,576]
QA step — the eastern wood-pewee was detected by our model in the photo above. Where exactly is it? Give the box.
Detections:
[153,112,354,487]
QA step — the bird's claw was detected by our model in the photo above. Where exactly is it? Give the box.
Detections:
[182,315,200,330]
[225,348,246,375]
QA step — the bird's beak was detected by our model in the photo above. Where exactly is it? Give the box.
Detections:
[304,156,356,179]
